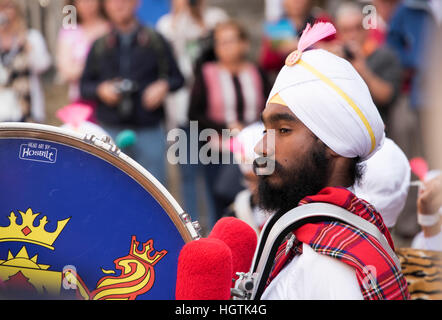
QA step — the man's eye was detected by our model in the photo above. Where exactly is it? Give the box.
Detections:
[279,128,291,134]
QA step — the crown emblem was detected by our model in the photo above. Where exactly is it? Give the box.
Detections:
[129,236,167,266]
[0,209,70,250]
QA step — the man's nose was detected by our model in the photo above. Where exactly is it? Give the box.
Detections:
[254,130,275,158]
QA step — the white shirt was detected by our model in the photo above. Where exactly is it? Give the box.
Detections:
[412,230,442,252]
[261,243,364,300]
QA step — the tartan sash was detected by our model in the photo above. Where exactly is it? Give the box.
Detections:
[266,187,410,300]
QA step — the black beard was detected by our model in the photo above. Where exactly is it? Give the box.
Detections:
[255,143,331,215]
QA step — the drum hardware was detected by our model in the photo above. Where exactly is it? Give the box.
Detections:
[179,212,201,241]
[83,133,121,157]
[231,272,257,300]
[192,221,202,234]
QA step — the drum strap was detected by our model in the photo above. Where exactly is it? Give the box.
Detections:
[249,202,401,300]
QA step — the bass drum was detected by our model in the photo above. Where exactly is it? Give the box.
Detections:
[0,123,200,300]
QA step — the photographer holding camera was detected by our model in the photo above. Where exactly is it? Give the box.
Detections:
[80,0,184,185]
[332,2,401,135]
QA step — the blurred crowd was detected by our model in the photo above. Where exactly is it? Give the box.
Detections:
[0,0,441,248]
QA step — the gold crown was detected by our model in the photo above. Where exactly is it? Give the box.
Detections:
[129,236,167,266]
[0,208,70,250]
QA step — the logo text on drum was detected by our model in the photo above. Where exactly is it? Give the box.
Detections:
[19,143,57,164]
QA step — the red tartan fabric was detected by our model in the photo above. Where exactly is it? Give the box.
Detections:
[266,235,302,289]
[267,187,410,300]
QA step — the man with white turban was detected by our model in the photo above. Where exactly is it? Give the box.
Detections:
[252,22,409,300]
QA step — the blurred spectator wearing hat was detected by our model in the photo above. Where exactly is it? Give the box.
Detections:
[80,0,184,185]
[56,0,110,104]
[0,0,51,123]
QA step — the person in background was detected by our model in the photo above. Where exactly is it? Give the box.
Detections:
[367,0,401,49]
[156,0,228,130]
[334,2,402,134]
[188,20,271,227]
[56,0,109,103]
[411,22,442,251]
[386,0,439,158]
[156,0,228,224]
[0,0,51,123]
[386,0,439,238]
[412,171,442,251]
[259,0,333,76]
[80,0,184,186]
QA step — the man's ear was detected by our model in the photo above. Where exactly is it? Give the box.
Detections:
[327,148,341,158]
[319,140,339,159]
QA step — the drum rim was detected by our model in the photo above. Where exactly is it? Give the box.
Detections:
[0,122,196,243]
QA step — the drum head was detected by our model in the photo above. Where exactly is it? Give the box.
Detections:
[0,123,196,300]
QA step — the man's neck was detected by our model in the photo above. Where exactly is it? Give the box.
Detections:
[325,174,353,190]
[325,157,355,189]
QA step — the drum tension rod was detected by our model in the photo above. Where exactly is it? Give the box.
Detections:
[84,134,121,157]
[180,212,202,240]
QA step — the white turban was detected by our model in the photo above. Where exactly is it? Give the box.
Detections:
[354,138,410,228]
[267,49,385,161]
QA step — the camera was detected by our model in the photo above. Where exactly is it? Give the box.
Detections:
[114,79,138,95]
[114,79,139,120]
